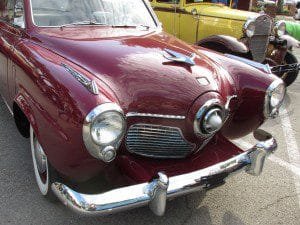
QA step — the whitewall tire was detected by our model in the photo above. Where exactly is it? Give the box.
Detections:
[30,126,58,200]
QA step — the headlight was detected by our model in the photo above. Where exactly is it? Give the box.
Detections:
[194,99,225,136]
[202,108,224,134]
[274,21,286,37]
[264,80,286,118]
[83,103,126,162]
[244,20,256,38]
[91,111,124,145]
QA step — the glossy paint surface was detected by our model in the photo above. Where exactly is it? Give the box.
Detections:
[0,0,278,183]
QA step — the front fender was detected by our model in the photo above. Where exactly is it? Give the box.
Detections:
[281,35,300,49]
[197,35,249,55]
[12,40,118,182]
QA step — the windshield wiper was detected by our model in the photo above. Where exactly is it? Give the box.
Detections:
[112,24,150,30]
[60,20,107,28]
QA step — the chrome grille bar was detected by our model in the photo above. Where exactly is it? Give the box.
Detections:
[126,124,195,159]
[249,15,272,62]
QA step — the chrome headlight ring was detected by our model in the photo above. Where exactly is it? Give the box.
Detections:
[194,99,226,137]
[274,21,286,37]
[244,19,256,38]
[83,103,126,162]
[264,79,286,119]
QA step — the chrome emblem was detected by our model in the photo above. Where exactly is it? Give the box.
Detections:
[163,48,196,66]
[61,63,99,95]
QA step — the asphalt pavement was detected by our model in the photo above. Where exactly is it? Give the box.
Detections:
[0,50,300,225]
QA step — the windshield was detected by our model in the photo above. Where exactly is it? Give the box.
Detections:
[30,0,156,27]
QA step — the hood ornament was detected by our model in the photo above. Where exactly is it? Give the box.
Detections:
[163,48,196,66]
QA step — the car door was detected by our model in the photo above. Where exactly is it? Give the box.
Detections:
[0,0,25,109]
[178,1,199,44]
[152,0,180,37]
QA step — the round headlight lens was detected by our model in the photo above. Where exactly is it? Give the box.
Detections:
[244,21,255,38]
[83,103,126,162]
[275,21,286,37]
[270,83,285,108]
[91,111,125,145]
[202,107,224,134]
[264,80,286,118]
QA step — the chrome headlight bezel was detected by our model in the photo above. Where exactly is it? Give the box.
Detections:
[194,99,225,137]
[264,79,286,119]
[274,21,286,37]
[244,19,256,38]
[83,103,126,162]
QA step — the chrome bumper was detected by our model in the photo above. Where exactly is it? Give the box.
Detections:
[52,129,277,216]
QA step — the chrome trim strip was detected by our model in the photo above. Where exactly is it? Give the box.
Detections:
[225,54,272,74]
[61,63,99,95]
[126,112,185,120]
[52,129,277,216]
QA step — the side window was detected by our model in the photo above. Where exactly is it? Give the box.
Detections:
[13,0,25,28]
[0,0,24,28]
[0,0,14,23]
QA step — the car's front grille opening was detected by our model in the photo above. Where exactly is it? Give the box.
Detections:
[126,124,195,159]
[250,15,272,63]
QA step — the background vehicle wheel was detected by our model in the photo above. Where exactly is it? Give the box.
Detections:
[30,126,58,201]
[280,51,299,87]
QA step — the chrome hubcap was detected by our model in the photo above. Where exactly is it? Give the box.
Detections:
[34,138,47,174]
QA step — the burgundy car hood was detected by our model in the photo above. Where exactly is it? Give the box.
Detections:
[33,27,230,115]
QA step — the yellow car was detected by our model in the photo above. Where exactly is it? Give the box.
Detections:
[150,0,299,86]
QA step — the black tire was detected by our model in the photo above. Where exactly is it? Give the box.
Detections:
[280,52,299,87]
[30,126,60,201]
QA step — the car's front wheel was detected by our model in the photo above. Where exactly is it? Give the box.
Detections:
[280,51,299,87]
[30,126,58,201]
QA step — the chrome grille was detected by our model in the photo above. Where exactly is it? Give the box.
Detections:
[126,124,195,159]
[249,15,272,62]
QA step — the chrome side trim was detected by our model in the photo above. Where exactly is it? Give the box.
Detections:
[52,129,277,216]
[126,112,185,120]
[61,63,99,95]
[225,54,272,74]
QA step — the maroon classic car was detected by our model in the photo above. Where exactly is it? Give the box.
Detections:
[0,0,286,216]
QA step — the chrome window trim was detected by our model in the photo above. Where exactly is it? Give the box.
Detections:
[126,112,185,120]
